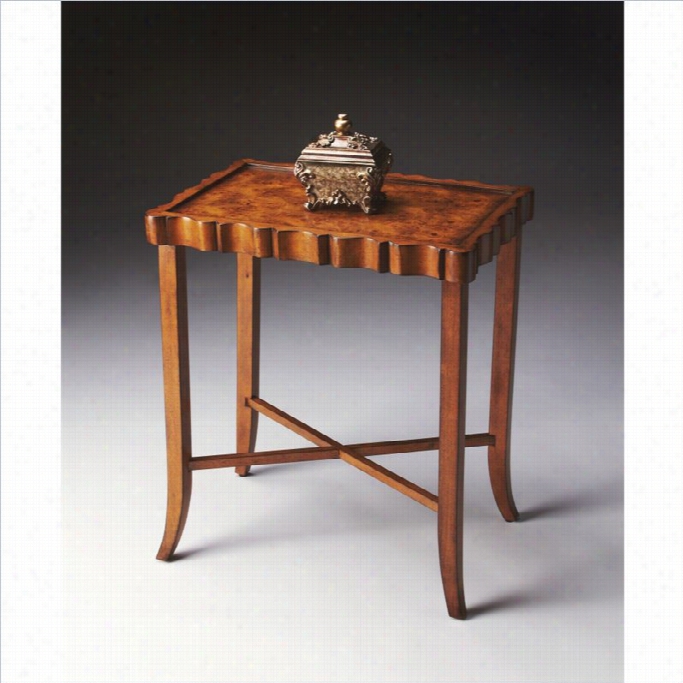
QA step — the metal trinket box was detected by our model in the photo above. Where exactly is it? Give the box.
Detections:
[294,114,393,214]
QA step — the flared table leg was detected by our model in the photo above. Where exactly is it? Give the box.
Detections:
[488,229,523,522]
[438,280,469,619]
[235,253,261,476]
[156,246,193,561]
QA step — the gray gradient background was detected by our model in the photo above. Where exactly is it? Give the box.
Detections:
[62,3,623,682]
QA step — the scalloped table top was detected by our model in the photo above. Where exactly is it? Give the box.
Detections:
[146,159,533,283]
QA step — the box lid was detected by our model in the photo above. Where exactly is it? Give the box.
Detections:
[297,114,391,167]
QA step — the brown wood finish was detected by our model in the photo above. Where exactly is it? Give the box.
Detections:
[438,280,469,619]
[190,434,496,470]
[149,160,533,618]
[463,433,495,448]
[146,160,533,284]
[191,433,492,471]
[156,246,193,561]
[235,254,261,476]
[488,229,523,521]
[190,437,440,471]
[248,398,439,511]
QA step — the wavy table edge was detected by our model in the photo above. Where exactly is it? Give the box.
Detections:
[145,159,534,284]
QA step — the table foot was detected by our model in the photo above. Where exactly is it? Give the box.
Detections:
[488,450,519,522]
[156,473,192,561]
[445,597,468,620]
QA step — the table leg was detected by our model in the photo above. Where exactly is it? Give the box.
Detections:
[156,246,193,560]
[488,229,523,522]
[235,253,261,476]
[438,279,469,619]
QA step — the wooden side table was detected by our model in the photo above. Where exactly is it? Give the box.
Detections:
[146,159,534,619]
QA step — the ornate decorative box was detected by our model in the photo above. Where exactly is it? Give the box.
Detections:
[294,114,393,214]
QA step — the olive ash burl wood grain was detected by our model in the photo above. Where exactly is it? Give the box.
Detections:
[146,159,533,284]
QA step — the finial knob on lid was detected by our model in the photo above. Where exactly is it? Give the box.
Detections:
[334,114,352,135]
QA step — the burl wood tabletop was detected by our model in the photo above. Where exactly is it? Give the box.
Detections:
[146,159,533,283]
